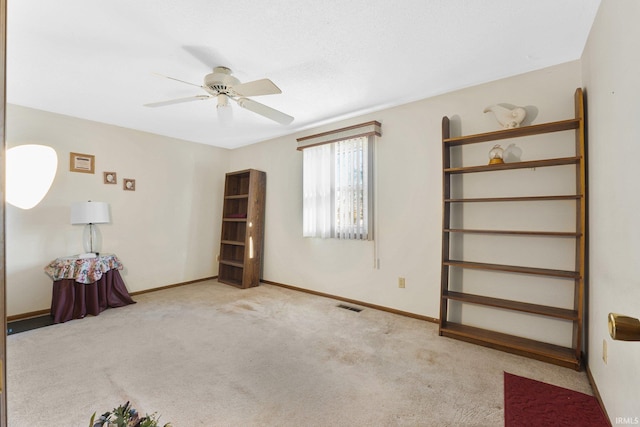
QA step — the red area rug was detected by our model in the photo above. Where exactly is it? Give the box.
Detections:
[504,372,609,426]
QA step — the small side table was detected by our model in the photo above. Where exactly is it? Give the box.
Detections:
[44,254,136,323]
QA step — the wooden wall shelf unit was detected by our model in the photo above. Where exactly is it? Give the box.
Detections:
[439,88,586,370]
[218,169,266,289]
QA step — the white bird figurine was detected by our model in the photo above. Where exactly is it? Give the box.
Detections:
[483,104,527,129]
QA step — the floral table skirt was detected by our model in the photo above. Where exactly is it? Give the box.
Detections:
[44,253,123,284]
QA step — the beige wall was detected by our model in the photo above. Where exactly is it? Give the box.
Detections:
[582,0,640,422]
[6,105,228,316]
[228,61,583,342]
[4,62,583,326]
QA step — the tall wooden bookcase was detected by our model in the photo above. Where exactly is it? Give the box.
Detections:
[439,88,586,370]
[218,169,266,289]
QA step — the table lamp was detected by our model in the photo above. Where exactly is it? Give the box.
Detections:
[70,201,111,256]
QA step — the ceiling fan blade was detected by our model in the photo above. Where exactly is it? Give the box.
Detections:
[144,95,211,107]
[236,97,294,125]
[151,72,202,88]
[233,79,282,97]
[182,46,230,71]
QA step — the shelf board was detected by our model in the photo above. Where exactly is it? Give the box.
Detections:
[443,118,581,146]
[218,277,243,288]
[439,322,580,370]
[221,240,245,246]
[444,260,579,279]
[444,228,581,237]
[443,291,578,320]
[219,259,245,268]
[224,194,249,199]
[445,156,580,174]
[445,195,582,203]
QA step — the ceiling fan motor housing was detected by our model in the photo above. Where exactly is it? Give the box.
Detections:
[203,66,240,96]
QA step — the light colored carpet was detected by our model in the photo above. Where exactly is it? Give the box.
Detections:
[7,280,594,426]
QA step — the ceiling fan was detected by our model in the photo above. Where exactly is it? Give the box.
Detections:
[144,66,294,125]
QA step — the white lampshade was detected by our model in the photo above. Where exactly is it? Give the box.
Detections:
[70,201,111,225]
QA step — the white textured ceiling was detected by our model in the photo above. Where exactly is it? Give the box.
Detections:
[7,1,601,149]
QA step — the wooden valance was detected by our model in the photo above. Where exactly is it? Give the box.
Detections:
[296,121,381,150]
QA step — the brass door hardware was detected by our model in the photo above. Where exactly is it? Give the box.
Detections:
[608,313,640,341]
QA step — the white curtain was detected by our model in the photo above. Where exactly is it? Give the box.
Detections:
[303,137,371,240]
[303,144,333,238]
[335,137,369,239]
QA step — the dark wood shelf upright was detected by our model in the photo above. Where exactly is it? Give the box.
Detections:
[439,88,586,370]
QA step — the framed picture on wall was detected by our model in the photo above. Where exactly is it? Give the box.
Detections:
[69,152,95,174]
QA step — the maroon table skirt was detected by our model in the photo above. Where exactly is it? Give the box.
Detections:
[50,269,136,323]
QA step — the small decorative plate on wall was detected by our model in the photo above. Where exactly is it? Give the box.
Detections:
[104,171,117,184]
[123,178,136,191]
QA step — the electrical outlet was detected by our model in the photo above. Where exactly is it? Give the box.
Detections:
[398,277,406,288]
[602,339,607,364]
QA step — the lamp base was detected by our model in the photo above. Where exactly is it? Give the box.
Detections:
[82,223,103,254]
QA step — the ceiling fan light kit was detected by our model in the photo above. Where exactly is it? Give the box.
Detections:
[217,93,230,108]
[145,66,293,125]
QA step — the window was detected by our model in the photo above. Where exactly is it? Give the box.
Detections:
[297,121,381,240]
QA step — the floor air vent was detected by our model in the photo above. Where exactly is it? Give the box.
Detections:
[337,304,363,312]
